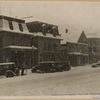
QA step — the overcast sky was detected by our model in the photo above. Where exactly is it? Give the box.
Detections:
[0,1,100,42]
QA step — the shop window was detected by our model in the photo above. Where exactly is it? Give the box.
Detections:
[9,21,13,30]
[19,23,23,32]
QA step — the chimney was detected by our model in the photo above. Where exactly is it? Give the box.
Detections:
[66,29,68,33]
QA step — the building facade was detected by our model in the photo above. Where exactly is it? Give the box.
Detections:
[87,34,100,63]
[61,31,89,66]
[0,15,92,69]
[0,15,37,69]
[27,21,62,65]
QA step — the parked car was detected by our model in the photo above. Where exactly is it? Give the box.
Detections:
[38,61,55,73]
[62,61,71,71]
[0,62,16,75]
[31,66,37,73]
[31,61,71,73]
[92,63,98,68]
[5,70,16,78]
[97,61,100,66]
[92,61,100,68]
[0,62,21,77]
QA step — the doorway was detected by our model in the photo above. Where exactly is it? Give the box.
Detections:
[11,51,24,68]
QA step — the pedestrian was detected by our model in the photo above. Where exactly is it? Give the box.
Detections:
[15,67,20,76]
[66,61,71,70]
[21,63,25,75]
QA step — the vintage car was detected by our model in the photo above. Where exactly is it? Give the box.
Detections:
[0,62,19,77]
[92,61,100,68]
[37,61,55,73]
[31,61,71,73]
[96,61,100,66]
[92,63,98,68]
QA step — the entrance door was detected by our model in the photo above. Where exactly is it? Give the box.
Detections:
[11,51,24,68]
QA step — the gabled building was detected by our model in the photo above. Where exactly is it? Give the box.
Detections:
[61,31,89,66]
[26,21,62,65]
[0,15,37,69]
[87,33,100,63]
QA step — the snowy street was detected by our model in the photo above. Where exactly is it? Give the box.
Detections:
[0,64,100,96]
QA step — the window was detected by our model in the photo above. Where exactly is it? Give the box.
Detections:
[48,43,51,51]
[9,21,13,30]
[51,26,58,37]
[96,40,99,45]
[44,42,46,51]
[30,38,35,46]
[53,43,58,51]
[42,24,46,35]
[19,23,23,32]
[93,47,99,52]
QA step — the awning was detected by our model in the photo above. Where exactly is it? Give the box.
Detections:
[39,61,55,64]
[3,45,37,51]
[0,62,15,66]
[68,52,88,56]
[68,52,82,55]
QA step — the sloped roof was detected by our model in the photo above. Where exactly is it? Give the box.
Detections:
[0,15,25,23]
[26,21,58,27]
[0,18,33,35]
[61,30,83,44]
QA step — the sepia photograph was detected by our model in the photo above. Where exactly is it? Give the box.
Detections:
[0,0,100,99]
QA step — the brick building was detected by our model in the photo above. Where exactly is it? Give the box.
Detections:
[26,21,62,65]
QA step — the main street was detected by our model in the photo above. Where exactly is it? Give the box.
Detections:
[0,64,100,96]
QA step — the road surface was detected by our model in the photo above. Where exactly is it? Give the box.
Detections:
[0,64,100,96]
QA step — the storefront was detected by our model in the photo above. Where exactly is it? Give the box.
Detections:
[3,45,37,69]
[68,52,88,66]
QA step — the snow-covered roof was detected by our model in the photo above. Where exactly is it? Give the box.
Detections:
[0,62,15,66]
[32,32,62,40]
[0,18,33,35]
[68,52,88,56]
[61,30,83,44]
[26,21,58,27]
[4,45,37,50]
[0,15,25,23]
